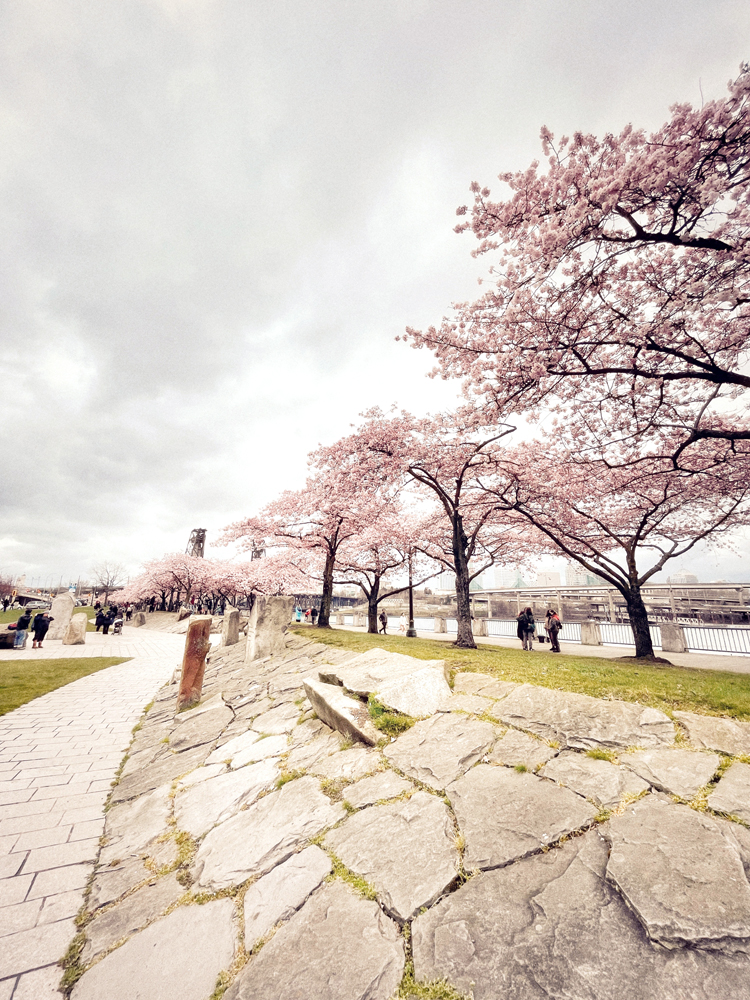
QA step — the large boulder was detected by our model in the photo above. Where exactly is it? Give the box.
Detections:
[47,591,76,640]
[63,612,88,645]
[245,595,294,662]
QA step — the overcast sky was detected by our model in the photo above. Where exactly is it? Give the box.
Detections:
[2,0,749,588]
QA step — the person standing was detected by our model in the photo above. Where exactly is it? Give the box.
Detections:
[398,613,406,634]
[310,606,318,625]
[95,608,106,632]
[13,609,32,649]
[516,607,536,650]
[547,609,562,652]
[101,610,113,635]
[32,612,53,649]
[2,597,9,613]
[378,610,388,634]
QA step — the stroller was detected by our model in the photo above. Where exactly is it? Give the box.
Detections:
[112,616,124,635]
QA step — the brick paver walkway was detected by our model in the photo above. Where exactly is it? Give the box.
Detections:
[0,627,185,999]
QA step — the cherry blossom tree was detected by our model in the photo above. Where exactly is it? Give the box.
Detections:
[318,408,524,648]
[405,66,750,457]
[222,457,394,628]
[489,442,750,659]
[333,512,440,633]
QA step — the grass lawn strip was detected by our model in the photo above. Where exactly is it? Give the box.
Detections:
[0,657,131,715]
[1,606,100,632]
[294,628,750,722]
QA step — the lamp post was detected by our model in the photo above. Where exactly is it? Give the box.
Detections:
[406,548,417,638]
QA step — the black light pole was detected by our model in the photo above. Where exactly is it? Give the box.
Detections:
[406,548,417,638]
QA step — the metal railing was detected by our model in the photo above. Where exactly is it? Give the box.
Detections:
[340,613,750,656]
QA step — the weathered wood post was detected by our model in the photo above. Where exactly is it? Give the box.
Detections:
[177,615,212,710]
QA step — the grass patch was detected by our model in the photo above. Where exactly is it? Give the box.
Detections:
[0,657,130,715]
[396,961,472,1000]
[367,695,416,737]
[586,747,618,763]
[1,606,101,632]
[326,854,378,900]
[276,769,305,789]
[298,629,750,720]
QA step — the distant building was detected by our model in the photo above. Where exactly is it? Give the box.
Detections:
[667,572,699,585]
[565,561,608,586]
[534,570,561,587]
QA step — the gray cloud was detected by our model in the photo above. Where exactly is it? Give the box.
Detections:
[1,0,749,582]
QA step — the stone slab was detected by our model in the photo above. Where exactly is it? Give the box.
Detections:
[606,795,750,952]
[81,873,185,963]
[174,758,279,839]
[542,751,650,807]
[176,764,227,789]
[88,858,155,911]
[170,698,233,751]
[303,677,380,746]
[383,713,496,791]
[111,745,210,803]
[100,784,171,864]
[497,683,674,749]
[448,764,597,870]
[195,775,346,891]
[489,730,558,769]
[674,710,750,757]
[625,746,720,799]
[250,701,301,735]
[245,595,294,662]
[437,693,495,715]
[412,829,750,1000]
[243,845,332,950]
[343,771,413,809]
[708,761,750,823]
[285,729,343,771]
[324,791,458,919]
[72,898,235,1000]
[452,671,518,700]
[309,746,379,781]
[319,647,450,717]
[225,881,404,1000]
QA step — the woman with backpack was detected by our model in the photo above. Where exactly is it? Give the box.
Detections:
[516,607,536,650]
[547,609,562,652]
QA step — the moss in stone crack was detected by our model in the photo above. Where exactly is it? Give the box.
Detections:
[586,747,618,763]
[319,776,352,802]
[514,763,528,773]
[367,696,415,737]
[396,960,472,1000]
[326,854,377,900]
[276,769,305,789]
[59,931,87,995]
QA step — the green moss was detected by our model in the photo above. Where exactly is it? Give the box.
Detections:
[514,763,528,773]
[367,695,416,737]
[396,960,472,999]
[276,769,305,789]
[586,747,617,763]
[326,855,378,900]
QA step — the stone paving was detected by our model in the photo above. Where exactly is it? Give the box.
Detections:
[49,628,750,1000]
[0,628,184,998]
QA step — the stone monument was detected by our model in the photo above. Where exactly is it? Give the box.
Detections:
[660,622,687,653]
[47,592,76,640]
[581,621,603,645]
[63,612,87,645]
[221,608,240,647]
[133,612,147,626]
[177,616,213,710]
[245,596,294,662]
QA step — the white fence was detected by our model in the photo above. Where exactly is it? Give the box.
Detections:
[345,614,750,657]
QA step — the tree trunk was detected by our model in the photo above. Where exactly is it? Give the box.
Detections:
[624,586,655,658]
[317,549,335,628]
[367,579,381,634]
[452,515,476,649]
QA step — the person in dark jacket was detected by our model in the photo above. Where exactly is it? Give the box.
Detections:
[547,609,562,652]
[95,609,106,632]
[516,607,536,650]
[32,612,53,649]
[13,610,32,649]
[102,611,113,635]
[378,610,388,634]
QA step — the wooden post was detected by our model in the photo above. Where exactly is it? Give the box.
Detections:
[177,615,212,711]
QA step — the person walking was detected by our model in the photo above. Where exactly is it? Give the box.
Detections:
[95,608,106,632]
[13,609,32,649]
[547,609,562,652]
[32,612,53,649]
[310,606,318,625]
[378,610,388,634]
[398,613,406,634]
[516,607,536,650]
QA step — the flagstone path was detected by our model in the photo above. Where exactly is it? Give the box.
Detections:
[0,629,184,999]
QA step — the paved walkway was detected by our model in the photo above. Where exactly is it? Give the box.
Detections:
[334,625,750,674]
[0,627,185,999]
